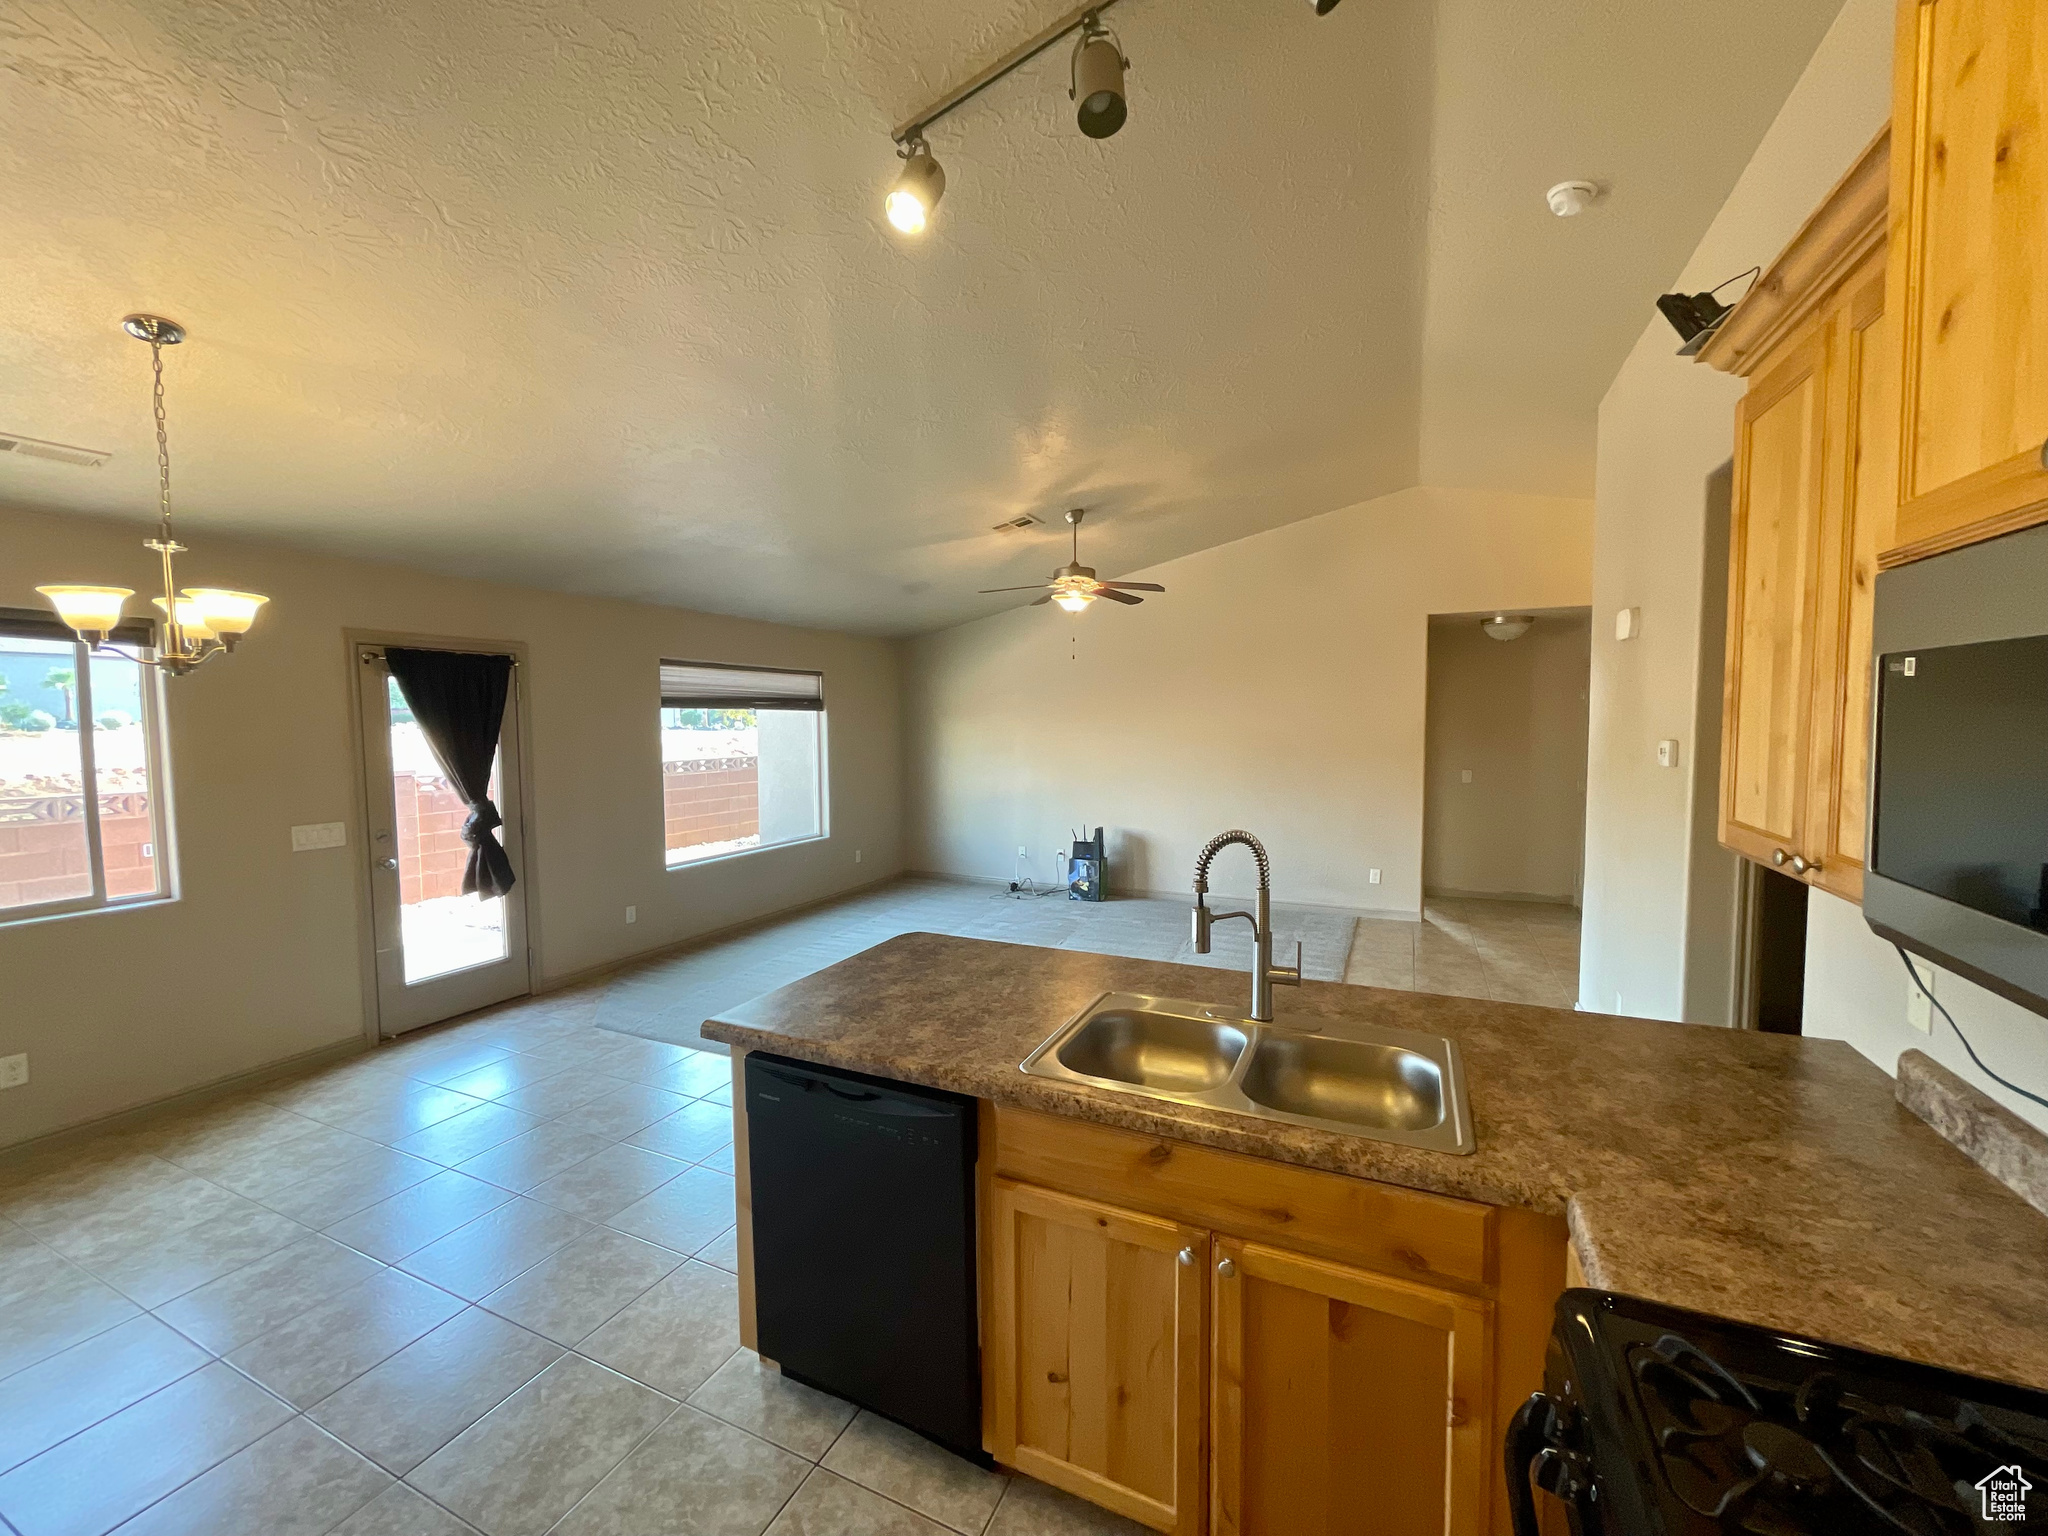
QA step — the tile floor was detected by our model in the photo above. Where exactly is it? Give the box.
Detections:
[1345,895,1583,1009]
[0,997,1147,1536]
[0,878,1578,1536]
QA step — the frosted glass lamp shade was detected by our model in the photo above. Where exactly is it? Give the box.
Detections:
[37,585,133,640]
[153,595,218,640]
[1055,591,1095,614]
[183,588,269,635]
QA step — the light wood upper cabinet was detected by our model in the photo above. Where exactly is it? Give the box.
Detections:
[1210,1237,1493,1536]
[1707,133,1891,903]
[1723,325,1828,870]
[1885,0,2048,564]
[985,1178,1207,1536]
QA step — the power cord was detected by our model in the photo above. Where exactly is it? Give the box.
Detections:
[1895,944,2048,1112]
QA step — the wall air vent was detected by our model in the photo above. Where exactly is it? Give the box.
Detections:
[0,434,110,468]
[991,513,1039,533]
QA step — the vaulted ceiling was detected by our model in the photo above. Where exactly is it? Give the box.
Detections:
[3,0,1844,634]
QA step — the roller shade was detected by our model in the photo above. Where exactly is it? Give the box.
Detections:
[1,607,155,647]
[660,660,824,711]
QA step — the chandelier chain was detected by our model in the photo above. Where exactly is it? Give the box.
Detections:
[150,337,172,536]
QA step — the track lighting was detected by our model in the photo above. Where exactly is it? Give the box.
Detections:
[886,139,945,234]
[1310,0,1342,11]
[1070,15,1129,139]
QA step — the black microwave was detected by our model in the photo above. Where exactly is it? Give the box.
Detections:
[1867,519,2048,1016]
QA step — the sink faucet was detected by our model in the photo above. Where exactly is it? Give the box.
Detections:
[1191,829,1301,1022]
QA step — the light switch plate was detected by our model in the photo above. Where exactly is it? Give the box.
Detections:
[625,906,637,925]
[1657,739,1680,768]
[291,822,346,852]
[1616,606,1641,641]
[0,1054,26,1090]
[1368,868,1382,885]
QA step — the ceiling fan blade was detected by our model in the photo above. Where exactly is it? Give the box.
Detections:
[1031,593,1054,605]
[1097,588,1144,605]
[1099,582,1165,592]
[979,585,1053,594]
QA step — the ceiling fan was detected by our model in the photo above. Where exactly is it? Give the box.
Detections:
[979,508,1165,614]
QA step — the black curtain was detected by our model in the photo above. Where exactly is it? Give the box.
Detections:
[385,648,518,899]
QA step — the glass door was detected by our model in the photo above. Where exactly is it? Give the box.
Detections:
[357,645,530,1036]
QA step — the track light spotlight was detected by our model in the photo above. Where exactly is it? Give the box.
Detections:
[885,139,945,234]
[1311,0,1342,12]
[1071,14,1129,139]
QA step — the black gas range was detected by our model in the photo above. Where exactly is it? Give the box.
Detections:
[1508,1290,2048,1534]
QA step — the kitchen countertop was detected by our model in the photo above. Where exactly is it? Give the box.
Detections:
[701,931,2048,1390]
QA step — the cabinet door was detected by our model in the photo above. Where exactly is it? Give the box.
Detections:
[1805,249,1893,902]
[986,1179,1206,1535]
[1210,1237,1493,1536]
[1721,325,1829,870]
[1887,0,2048,560]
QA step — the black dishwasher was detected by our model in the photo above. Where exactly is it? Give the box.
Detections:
[743,1052,984,1462]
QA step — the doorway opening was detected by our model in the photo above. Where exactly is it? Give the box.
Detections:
[354,640,532,1038]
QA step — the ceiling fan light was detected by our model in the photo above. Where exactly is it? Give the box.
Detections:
[886,144,945,234]
[182,587,269,636]
[1055,591,1096,614]
[37,585,133,642]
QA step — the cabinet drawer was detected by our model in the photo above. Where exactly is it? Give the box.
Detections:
[994,1106,1493,1290]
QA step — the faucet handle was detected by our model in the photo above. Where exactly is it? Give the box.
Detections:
[1272,940,1303,987]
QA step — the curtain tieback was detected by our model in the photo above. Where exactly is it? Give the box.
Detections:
[461,799,504,846]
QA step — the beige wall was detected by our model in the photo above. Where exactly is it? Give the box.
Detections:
[905,486,1593,916]
[0,504,902,1147]
[1423,612,1589,903]
[1580,0,1892,1021]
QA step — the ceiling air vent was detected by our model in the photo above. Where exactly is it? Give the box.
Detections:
[991,513,1039,533]
[0,434,110,468]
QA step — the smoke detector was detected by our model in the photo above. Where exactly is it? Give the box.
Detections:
[0,433,109,468]
[991,513,1040,533]
[1546,180,1599,218]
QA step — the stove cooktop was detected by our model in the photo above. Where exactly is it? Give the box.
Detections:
[1516,1291,2048,1535]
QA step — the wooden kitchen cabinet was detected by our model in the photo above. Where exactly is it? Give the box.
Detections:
[984,1107,1562,1536]
[1210,1236,1493,1536]
[1706,133,1891,902]
[1882,0,2048,565]
[985,1178,1207,1535]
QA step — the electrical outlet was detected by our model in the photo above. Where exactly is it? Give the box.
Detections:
[1461,769,1473,784]
[1906,958,1935,1032]
[0,1054,26,1090]
[1018,845,1028,859]
[625,906,637,925]
[1368,868,1382,885]
[854,848,863,864]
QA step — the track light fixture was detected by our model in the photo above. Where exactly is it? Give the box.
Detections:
[1311,0,1343,11]
[1070,14,1130,139]
[886,137,946,234]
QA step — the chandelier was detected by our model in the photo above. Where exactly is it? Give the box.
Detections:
[36,315,269,674]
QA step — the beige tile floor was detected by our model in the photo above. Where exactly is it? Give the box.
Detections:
[1344,895,1583,1009]
[0,879,1578,1536]
[0,996,1144,1536]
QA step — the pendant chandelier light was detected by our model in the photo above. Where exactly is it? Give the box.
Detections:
[36,315,269,674]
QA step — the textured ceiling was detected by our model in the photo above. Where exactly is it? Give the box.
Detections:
[3,0,1842,635]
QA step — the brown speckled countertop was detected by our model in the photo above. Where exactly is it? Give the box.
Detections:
[702,932,2048,1390]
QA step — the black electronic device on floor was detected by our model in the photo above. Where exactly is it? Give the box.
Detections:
[1069,826,1105,901]
[743,1052,985,1464]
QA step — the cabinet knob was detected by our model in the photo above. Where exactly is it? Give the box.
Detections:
[1177,1246,1196,1267]
[1216,1257,1237,1279]
[1772,848,1788,866]
[1791,855,1819,875]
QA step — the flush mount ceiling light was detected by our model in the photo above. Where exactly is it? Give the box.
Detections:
[1482,613,1535,642]
[978,508,1165,613]
[35,316,270,673]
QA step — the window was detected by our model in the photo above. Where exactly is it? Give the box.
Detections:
[659,661,825,867]
[0,610,169,920]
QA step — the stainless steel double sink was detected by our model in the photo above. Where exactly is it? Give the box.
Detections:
[1020,991,1474,1154]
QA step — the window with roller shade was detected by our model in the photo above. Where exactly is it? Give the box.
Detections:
[658,661,825,867]
[0,608,170,921]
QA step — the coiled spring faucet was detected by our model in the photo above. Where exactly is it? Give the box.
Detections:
[1191,829,1301,1021]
